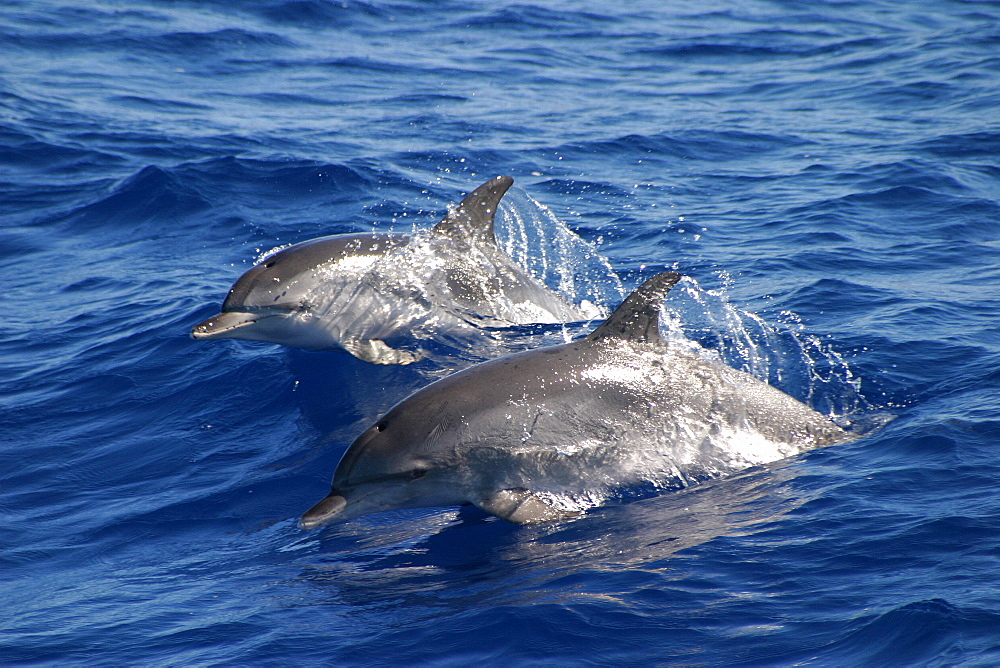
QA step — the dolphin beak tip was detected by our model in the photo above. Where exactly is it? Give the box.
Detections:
[190,313,226,340]
[189,322,215,340]
[298,493,348,530]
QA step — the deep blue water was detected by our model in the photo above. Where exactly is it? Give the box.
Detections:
[3,0,1000,664]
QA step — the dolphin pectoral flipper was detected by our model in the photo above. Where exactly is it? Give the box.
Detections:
[475,488,582,524]
[341,337,422,365]
[432,175,514,246]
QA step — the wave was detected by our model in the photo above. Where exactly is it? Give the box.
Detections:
[555,130,812,162]
[809,599,1000,666]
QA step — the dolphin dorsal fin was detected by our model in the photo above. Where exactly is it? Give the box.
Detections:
[586,272,682,345]
[431,175,514,245]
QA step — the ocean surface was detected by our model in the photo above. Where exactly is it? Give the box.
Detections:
[3,0,1000,664]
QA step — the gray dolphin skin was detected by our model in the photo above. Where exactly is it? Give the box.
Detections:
[191,176,586,364]
[299,272,854,529]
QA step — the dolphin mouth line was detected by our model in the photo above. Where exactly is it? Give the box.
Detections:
[190,310,285,340]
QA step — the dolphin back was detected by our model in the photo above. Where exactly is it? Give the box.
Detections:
[221,233,406,311]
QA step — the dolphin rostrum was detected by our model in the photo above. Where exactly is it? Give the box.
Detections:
[191,176,588,364]
[299,272,854,528]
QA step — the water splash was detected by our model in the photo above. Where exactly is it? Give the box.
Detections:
[495,188,624,318]
[660,275,869,420]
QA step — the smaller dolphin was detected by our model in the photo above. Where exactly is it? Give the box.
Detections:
[191,176,587,364]
[299,272,854,528]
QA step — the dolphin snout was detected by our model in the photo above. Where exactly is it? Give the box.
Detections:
[298,492,348,530]
[190,311,261,340]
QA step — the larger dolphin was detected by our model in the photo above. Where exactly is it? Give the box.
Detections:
[299,272,854,528]
[191,176,587,364]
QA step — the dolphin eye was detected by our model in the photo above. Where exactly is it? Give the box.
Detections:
[375,422,388,432]
[263,260,276,268]
[408,469,427,481]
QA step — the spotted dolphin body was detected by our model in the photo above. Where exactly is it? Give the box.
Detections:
[300,272,855,528]
[191,176,586,364]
